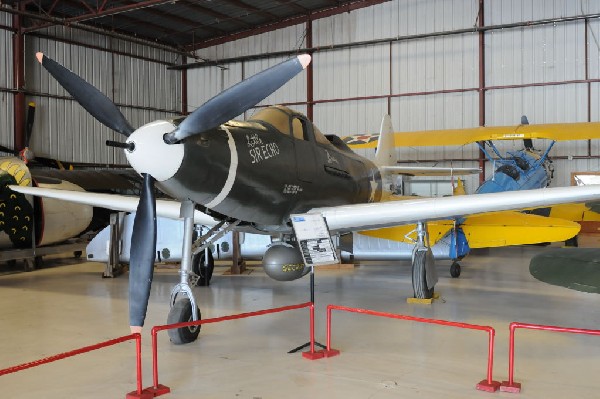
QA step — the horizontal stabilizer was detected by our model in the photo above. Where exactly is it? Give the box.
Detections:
[381,165,480,176]
[462,212,580,248]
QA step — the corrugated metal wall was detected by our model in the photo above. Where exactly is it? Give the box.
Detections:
[22,26,181,164]
[0,13,14,151]
[190,0,600,192]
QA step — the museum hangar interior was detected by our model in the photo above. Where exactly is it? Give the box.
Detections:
[2,1,600,398]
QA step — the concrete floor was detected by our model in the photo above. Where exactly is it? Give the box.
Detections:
[1,240,600,398]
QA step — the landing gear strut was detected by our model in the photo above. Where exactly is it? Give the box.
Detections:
[167,201,201,345]
[411,221,438,299]
[166,201,240,344]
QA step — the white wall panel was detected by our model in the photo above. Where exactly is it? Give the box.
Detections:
[113,55,181,111]
[0,93,14,150]
[588,18,600,80]
[1,24,12,88]
[314,45,389,100]
[486,21,585,86]
[486,84,588,125]
[393,33,478,94]
[313,98,388,138]
[485,0,584,25]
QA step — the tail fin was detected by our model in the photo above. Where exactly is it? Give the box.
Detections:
[374,115,398,167]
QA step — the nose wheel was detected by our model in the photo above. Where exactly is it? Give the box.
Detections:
[167,298,201,345]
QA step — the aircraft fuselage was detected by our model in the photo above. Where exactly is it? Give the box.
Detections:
[140,107,383,229]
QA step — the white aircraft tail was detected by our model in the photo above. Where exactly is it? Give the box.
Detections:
[374,115,398,167]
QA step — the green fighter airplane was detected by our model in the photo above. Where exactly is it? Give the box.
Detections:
[12,52,600,344]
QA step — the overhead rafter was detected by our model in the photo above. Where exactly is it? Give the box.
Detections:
[188,0,389,50]
[22,0,180,33]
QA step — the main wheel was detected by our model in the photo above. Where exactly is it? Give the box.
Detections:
[192,250,214,286]
[167,298,201,345]
[450,262,461,278]
[412,249,434,299]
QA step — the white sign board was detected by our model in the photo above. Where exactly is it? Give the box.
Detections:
[290,213,338,266]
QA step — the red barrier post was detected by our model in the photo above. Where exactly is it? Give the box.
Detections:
[302,303,325,360]
[500,321,600,393]
[148,302,313,396]
[321,305,500,392]
[0,333,145,399]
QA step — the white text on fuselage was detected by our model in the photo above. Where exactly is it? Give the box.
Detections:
[283,184,303,195]
[246,133,280,164]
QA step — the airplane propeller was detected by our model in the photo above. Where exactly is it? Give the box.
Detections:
[164,54,311,144]
[35,52,311,331]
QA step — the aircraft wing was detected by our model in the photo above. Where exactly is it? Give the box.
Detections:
[309,185,600,233]
[10,184,600,235]
[344,121,600,149]
[8,185,219,226]
[381,165,480,176]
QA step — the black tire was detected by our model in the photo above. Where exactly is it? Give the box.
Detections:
[73,251,83,258]
[192,250,214,286]
[412,249,434,299]
[565,235,578,247]
[167,298,201,345]
[450,262,461,278]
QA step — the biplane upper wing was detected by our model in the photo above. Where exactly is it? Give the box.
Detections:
[343,121,600,149]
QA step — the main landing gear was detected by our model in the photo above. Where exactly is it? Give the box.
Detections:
[411,221,438,299]
[450,261,461,278]
[167,201,240,344]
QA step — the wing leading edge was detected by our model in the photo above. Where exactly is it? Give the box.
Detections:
[310,185,600,233]
[9,184,600,235]
[8,185,218,226]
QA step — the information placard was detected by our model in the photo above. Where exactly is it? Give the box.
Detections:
[290,213,338,266]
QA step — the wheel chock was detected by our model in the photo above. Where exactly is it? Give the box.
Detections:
[500,381,522,393]
[406,292,440,304]
[476,379,501,392]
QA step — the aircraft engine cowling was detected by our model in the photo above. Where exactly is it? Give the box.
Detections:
[262,243,310,281]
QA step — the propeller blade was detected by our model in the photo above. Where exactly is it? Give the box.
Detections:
[25,102,35,148]
[36,52,135,137]
[128,173,157,330]
[165,54,311,143]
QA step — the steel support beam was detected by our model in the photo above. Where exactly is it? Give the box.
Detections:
[12,3,25,152]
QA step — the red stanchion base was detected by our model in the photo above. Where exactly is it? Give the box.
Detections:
[126,388,155,399]
[476,379,501,392]
[321,349,340,358]
[125,385,170,398]
[500,381,522,393]
[302,351,325,360]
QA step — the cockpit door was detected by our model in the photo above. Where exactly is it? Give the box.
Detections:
[292,116,317,183]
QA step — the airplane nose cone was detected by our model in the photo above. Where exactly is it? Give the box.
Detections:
[125,120,184,181]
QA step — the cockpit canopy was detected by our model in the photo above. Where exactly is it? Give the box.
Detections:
[249,106,331,145]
